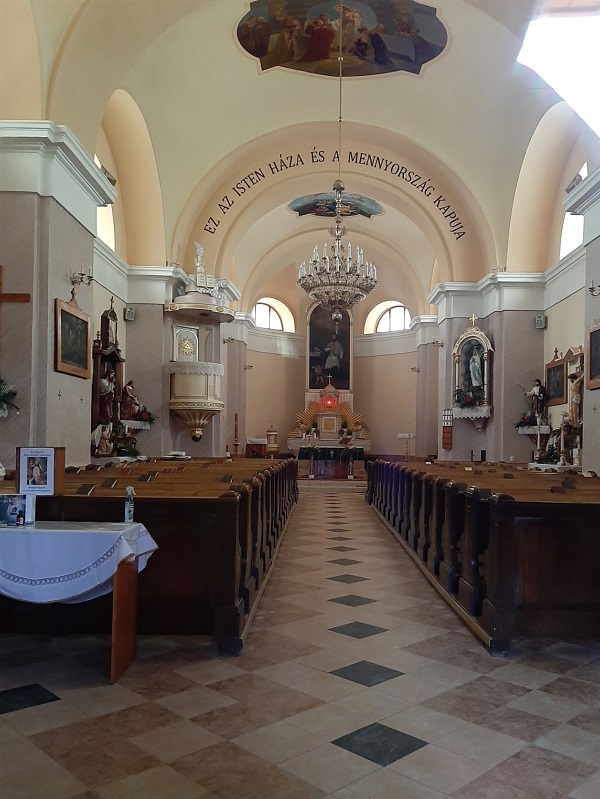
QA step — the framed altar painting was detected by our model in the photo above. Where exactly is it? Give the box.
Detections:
[55,298,92,379]
[545,356,566,406]
[587,321,600,390]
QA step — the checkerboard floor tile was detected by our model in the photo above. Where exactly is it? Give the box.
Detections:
[3,482,600,798]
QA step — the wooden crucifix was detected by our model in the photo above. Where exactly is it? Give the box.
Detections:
[0,264,31,360]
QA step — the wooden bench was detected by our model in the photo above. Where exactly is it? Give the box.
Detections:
[367,459,600,651]
[0,457,298,655]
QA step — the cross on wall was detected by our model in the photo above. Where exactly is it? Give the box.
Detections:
[0,265,31,360]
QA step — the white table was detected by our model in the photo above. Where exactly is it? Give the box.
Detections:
[0,522,158,682]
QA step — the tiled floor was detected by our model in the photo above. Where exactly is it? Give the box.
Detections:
[3,483,600,797]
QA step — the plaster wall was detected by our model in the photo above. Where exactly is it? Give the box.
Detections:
[353,351,418,455]
[0,193,38,469]
[42,198,96,465]
[245,349,305,448]
[584,235,600,473]
[543,288,586,430]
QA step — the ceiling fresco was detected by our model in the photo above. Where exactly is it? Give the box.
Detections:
[288,191,384,218]
[237,0,448,77]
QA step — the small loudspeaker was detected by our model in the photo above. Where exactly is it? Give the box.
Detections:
[535,314,546,329]
[124,305,136,321]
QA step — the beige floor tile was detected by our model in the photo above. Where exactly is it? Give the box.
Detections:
[131,719,224,761]
[280,742,380,793]
[156,685,237,718]
[286,702,366,739]
[0,760,87,799]
[506,689,588,722]
[253,659,323,685]
[56,683,146,718]
[5,698,89,736]
[294,648,366,672]
[434,720,527,765]
[0,734,57,777]
[488,661,560,689]
[536,723,600,766]
[570,770,600,799]
[383,704,468,741]
[333,768,446,798]
[174,659,247,685]
[292,672,366,701]
[95,764,205,799]
[373,672,456,703]
[391,742,491,793]
[233,719,322,763]
[332,688,413,721]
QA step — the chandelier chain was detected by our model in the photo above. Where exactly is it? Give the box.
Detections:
[297,0,378,321]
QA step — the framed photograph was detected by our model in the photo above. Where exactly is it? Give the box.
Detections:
[55,298,91,379]
[545,357,566,406]
[587,321,600,390]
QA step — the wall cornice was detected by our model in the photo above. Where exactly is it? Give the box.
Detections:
[0,121,115,234]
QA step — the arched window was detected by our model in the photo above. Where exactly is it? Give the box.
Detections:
[376,304,412,333]
[251,297,295,332]
[252,301,283,331]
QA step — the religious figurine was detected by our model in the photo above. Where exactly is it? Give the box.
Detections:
[524,379,546,418]
[121,380,140,420]
[92,424,114,456]
[568,372,584,427]
[98,370,116,423]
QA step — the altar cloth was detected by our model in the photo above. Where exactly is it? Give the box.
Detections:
[0,522,157,604]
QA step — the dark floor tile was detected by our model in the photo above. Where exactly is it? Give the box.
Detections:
[328,595,378,607]
[329,622,388,639]
[327,558,362,566]
[326,546,358,552]
[327,574,368,584]
[327,536,353,540]
[330,660,404,687]
[332,722,427,766]
[0,683,60,715]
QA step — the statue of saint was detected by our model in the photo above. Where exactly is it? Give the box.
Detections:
[121,380,140,420]
[568,372,584,426]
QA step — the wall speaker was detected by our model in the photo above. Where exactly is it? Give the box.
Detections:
[535,314,546,330]
[124,305,136,321]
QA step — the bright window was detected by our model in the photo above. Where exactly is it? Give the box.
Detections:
[252,301,283,331]
[376,304,412,332]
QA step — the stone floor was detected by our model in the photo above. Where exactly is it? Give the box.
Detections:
[2,482,600,798]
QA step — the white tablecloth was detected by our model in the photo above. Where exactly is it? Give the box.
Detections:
[0,522,158,604]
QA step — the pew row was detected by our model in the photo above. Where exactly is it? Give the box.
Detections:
[366,459,600,652]
[0,458,298,655]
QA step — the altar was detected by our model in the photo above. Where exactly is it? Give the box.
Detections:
[297,446,366,479]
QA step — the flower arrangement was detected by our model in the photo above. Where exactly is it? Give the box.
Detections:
[515,412,538,428]
[134,406,155,424]
[454,386,484,408]
[0,377,18,418]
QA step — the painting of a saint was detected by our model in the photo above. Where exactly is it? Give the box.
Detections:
[237,1,447,78]
[308,304,351,390]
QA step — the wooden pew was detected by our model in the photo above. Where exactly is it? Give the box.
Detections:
[1,457,298,655]
[367,458,600,651]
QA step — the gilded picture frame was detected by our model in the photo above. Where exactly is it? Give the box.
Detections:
[587,321,600,391]
[545,356,566,406]
[55,298,92,379]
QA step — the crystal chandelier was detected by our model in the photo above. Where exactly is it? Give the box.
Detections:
[297,1,378,323]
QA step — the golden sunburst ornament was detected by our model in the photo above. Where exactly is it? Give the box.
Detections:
[178,336,196,357]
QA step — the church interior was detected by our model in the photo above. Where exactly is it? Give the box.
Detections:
[3,1,600,797]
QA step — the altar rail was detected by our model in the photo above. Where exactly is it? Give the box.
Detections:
[366,459,600,652]
[0,457,298,654]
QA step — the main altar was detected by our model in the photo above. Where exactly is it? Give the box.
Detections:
[286,304,371,476]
